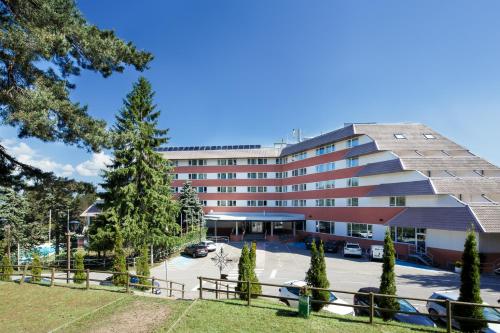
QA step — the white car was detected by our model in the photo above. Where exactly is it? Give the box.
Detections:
[343,243,362,257]
[368,245,384,260]
[426,291,500,332]
[199,240,217,252]
[278,280,355,316]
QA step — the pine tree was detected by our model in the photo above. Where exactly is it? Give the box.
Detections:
[31,253,42,283]
[73,251,86,284]
[0,0,152,187]
[112,227,128,286]
[136,245,150,291]
[0,187,30,259]
[379,230,399,321]
[100,77,179,252]
[178,181,204,235]
[249,242,262,296]
[305,241,330,311]
[236,244,252,300]
[0,255,13,281]
[454,230,486,332]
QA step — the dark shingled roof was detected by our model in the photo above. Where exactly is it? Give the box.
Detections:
[343,141,379,159]
[388,207,482,231]
[367,180,435,197]
[280,125,355,156]
[355,159,404,177]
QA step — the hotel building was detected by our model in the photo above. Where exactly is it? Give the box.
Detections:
[160,123,500,270]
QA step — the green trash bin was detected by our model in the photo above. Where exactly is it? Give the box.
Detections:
[298,295,310,318]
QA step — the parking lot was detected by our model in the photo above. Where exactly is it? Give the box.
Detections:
[151,241,500,311]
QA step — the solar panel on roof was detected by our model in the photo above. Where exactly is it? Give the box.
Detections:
[157,144,262,151]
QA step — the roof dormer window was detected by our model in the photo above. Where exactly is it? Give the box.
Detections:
[423,133,436,139]
[394,134,406,139]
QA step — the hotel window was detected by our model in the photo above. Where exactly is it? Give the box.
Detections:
[292,152,307,161]
[292,168,307,177]
[217,200,236,206]
[315,180,335,190]
[247,172,257,179]
[292,199,306,207]
[217,173,236,179]
[347,138,359,148]
[172,173,179,180]
[276,157,288,164]
[315,198,335,207]
[247,200,257,207]
[347,157,359,168]
[390,226,420,244]
[315,162,335,173]
[258,158,267,165]
[188,159,207,166]
[189,173,207,180]
[423,133,436,139]
[318,221,335,234]
[394,134,406,139]
[170,187,178,193]
[390,196,406,207]
[257,186,267,192]
[315,144,335,156]
[347,223,373,239]
[257,172,267,179]
[247,158,257,165]
[276,171,288,179]
[295,221,305,231]
[257,200,267,206]
[200,200,207,206]
[347,198,359,207]
[169,160,178,167]
[217,159,237,166]
[275,186,287,193]
[247,186,257,193]
[275,200,288,207]
[347,177,359,187]
[218,186,236,193]
[197,186,207,193]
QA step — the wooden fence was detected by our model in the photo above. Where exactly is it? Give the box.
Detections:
[1,264,185,299]
[198,276,500,333]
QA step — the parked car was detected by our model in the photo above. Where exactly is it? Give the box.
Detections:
[100,275,161,294]
[199,240,217,252]
[368,245,384,261]
[427,291,500,332]
[279,280,355,316]
[324,240,340,253]
[15,276,51,284]
[184,244,208,258]
[304,236,321,250]
[354,287,436,327]
[343,243,363,257]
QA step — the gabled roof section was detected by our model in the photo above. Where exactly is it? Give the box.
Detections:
[400,157,498,171]
[468,204,500,233]
[355,159,404,177]
[431,177,500,194]
[367,180,435,197]
[159,147,281,159]
[387,207,482,232]
[343,141,379,158]
[280,124,356,156]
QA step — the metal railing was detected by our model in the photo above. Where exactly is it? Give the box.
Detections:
[197,276,500,333]
[0,264,185,299]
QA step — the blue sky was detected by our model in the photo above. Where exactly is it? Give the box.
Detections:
[2,0,500,184]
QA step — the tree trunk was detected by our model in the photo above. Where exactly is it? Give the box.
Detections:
[150,244,154,265]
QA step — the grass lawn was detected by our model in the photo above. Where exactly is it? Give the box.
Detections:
[0,282,445,333]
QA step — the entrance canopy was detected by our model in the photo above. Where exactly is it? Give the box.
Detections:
[204,212,305,222]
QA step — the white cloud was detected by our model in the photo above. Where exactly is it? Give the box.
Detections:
[76,152,112,177]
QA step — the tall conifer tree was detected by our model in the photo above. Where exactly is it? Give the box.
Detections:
[99,77,179,252]
[306,241,330,311]
[178,181,204,234]
[379,230,399,321]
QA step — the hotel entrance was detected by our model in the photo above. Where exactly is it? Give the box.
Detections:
[250,221,264,233]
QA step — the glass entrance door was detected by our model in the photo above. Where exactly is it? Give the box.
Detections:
[251,222,263,233]
[416,229,426,253]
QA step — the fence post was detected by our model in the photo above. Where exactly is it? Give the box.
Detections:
[182,284,185,299]
[227,284,229,299]
[85,269,90,290]
[247,280,251,306]
[369,292,374,324]
[446,300,452,333]
[50,268,55,287]
[169,281,173,297]
[126,272,130,293]
[20,264,28,285]
[151,277,155,294]
[199,277,203,299]
[215,281,219,299]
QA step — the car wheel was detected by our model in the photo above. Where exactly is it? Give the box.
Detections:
[428,308,440,322]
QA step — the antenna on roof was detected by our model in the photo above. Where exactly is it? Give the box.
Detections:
[292,129,302,143]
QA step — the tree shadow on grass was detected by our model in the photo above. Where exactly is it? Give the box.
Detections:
[275,309,299,317]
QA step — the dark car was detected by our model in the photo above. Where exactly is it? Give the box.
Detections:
[324,240,340,253]
[353,287,436,328]
[304,236,321,250]
[184,244,208,258]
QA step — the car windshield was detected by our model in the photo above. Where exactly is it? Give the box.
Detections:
[196,245,206,249]
[398,299,417,313]
[483,307,500,321]
[346,244,359,249]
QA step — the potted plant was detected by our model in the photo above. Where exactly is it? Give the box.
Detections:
[455,261,462,273]
[298,286,311,318]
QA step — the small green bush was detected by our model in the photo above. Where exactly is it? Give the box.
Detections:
[136,245,150,291]
[31,254,42,282]
[0,255,13,281]
[73,251,86,284]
